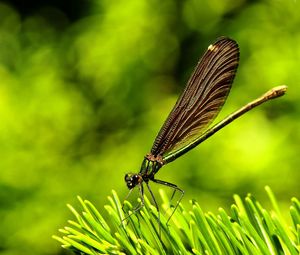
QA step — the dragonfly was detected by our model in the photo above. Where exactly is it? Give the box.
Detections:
[123,37,287,221]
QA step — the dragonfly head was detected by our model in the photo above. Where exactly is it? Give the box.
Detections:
[124,173,143,189]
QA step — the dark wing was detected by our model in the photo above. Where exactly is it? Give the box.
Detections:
[150,37,239,158]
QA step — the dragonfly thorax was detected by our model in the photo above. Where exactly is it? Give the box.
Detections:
[124,155,164,190]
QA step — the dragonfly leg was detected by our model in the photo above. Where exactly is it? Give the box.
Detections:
[145,181,162,236]
[151,178,185,224]
[121,183,145,226]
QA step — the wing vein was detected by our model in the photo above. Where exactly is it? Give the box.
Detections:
[150,37,239,157]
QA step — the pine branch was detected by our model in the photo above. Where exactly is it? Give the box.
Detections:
[53,186,300,254]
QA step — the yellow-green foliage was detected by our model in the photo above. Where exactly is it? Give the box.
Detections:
[0,0,299,254]
[53,188,300,255]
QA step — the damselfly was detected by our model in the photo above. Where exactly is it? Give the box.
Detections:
[124,37,287,221]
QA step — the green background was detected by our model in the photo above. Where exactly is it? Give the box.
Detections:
[0,0,299,254]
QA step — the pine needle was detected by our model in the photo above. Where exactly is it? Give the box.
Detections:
[53,187,300,254]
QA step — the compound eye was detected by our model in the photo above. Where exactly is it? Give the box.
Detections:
[133,175,139,181]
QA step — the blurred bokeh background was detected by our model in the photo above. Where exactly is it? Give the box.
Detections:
[0,0,299,254]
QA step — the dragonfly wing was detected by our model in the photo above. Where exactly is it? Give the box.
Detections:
[150,37,239,158]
